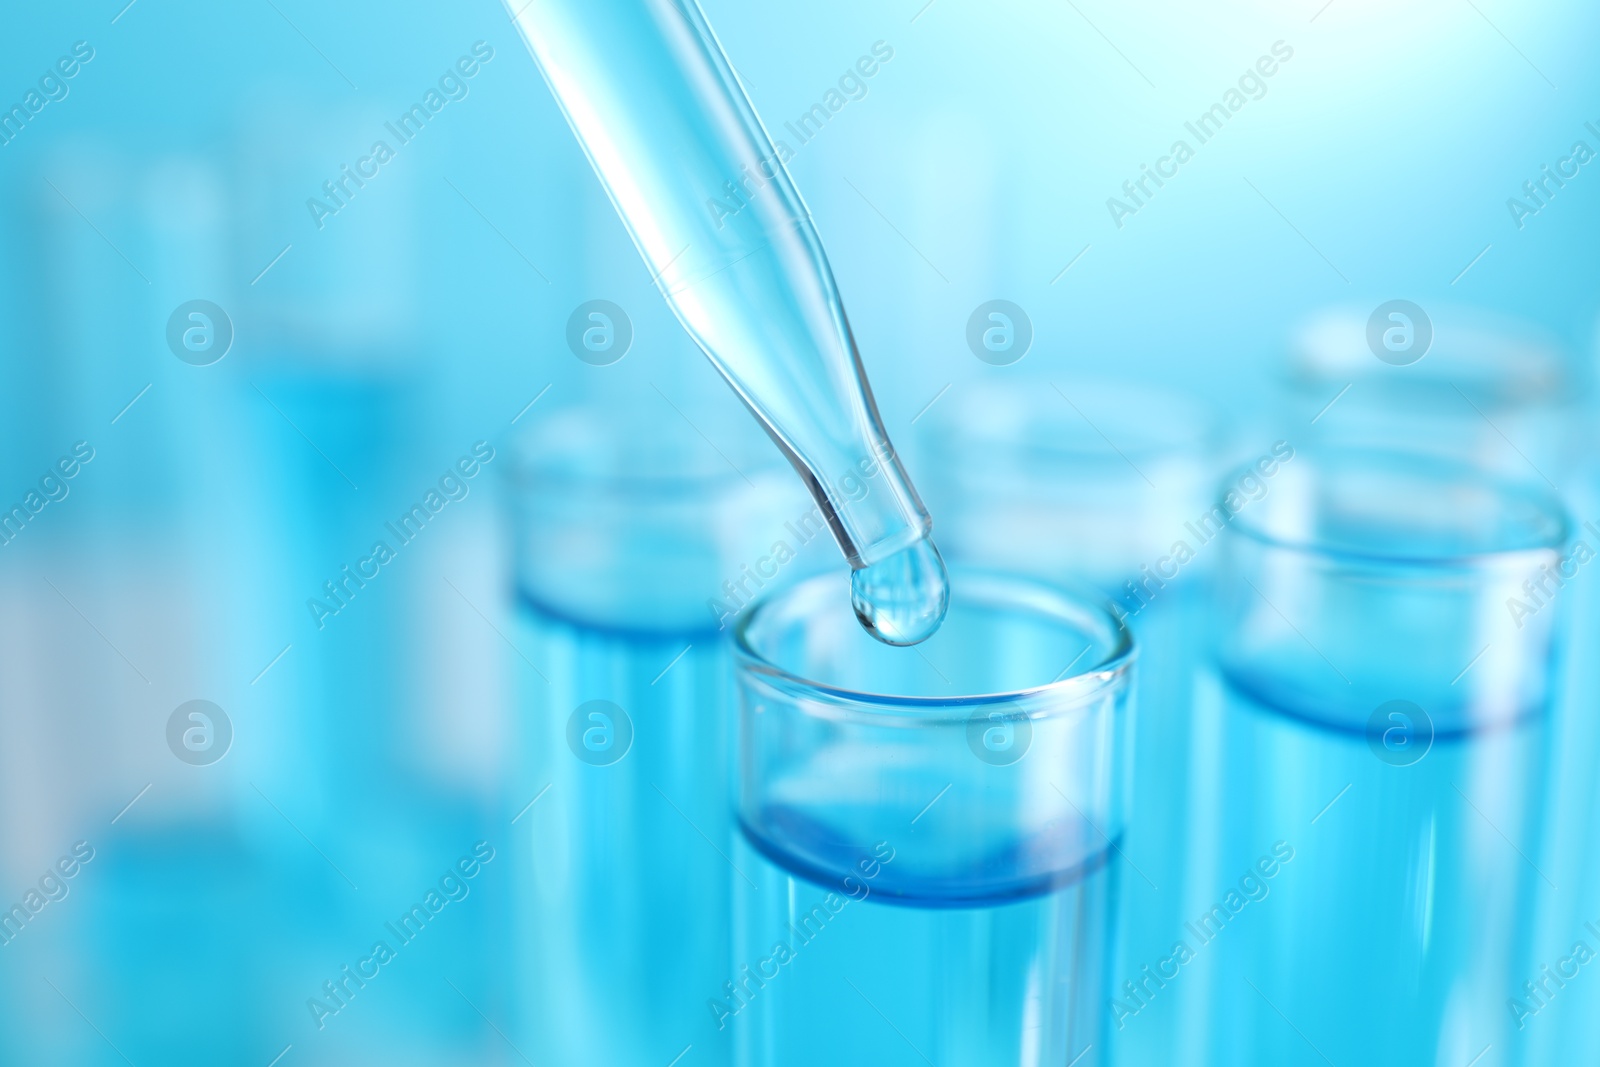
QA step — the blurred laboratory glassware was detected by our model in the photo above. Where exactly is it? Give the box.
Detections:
[7,135,518,1064]
[920,378,1223,1067]
[505,404,811,1065]
[1519,324,1600,1066]
[0,147,296,1065]
[1287,303,1587,477]
[1203,447,1568,1065]
[1292,305,1600,1065]
[729,570,1133,1066]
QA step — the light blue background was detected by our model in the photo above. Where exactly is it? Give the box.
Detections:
[0,0,1596,1064]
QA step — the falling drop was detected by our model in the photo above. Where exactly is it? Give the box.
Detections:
[850,538,950,647]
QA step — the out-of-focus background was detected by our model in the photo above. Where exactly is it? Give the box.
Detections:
[0,0,1596,1064]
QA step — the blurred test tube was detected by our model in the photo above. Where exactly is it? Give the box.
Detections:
[503,399,811,1064]
[1203,448,1567,1066]
[1286,305,1600,1064]
[918,377,1224,1066]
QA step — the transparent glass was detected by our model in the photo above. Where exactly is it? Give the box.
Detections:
[919,378,1224,1067]
[919,380,1220,589]
[1533,458,1600,1066]
[1198,448,1568,1066]
[726,571,1134,1066]
[504,406,803,1066]
[505,0,947,642]
[1287,303,1587,477]
[1285,311,1600,1064]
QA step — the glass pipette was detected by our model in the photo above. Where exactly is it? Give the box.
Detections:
[507,0,947,645]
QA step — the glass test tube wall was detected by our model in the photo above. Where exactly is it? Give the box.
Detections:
[1286,304,1587,477]
[503,406,810,1064]
[729,570,1134,1067]
[1200,449,1568,1065]
[919,379,1223,1066]
[1532,415,1600,1062]
[1285,308,1600,1063]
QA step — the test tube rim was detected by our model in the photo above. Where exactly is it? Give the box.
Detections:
[504,407,787,496]
[1286,302,1580,407]
[924,377,1222,466]
[733,569,1135,717]
[1220,445,1572,572]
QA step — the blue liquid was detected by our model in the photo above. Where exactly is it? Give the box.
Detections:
[725,817,1114,1067]
[1530,569,1600,1064]
[849,538,949,647]
[510,596,735,1066]
[1101,581,1211,1067]
[1193,667,1547,1066]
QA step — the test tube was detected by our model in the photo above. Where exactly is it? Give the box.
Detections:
[504,405,806,1064]
[1201,448,1568,1065]
[1287,303,1587,476]
[506,0,947,644]
[918,378,1224,1066]
[724,570,1133,1066]
[1287,305,1600,1064]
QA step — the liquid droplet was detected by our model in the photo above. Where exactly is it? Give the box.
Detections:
[850,538,950,646]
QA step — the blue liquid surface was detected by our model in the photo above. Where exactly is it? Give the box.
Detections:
[744,805,1115,910]
[727,820,1113,1067]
